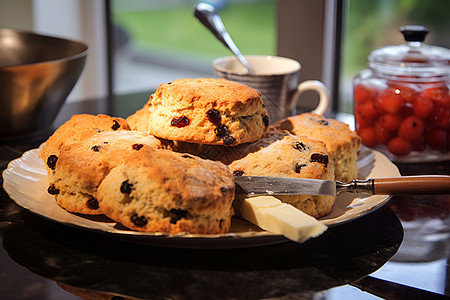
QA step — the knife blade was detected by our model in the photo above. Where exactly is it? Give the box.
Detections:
[234,175,450,196]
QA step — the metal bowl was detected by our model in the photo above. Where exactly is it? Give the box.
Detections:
[0,28,88,142]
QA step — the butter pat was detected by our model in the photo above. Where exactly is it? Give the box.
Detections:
[238,196,327,243]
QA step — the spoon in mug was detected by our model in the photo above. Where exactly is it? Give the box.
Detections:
[194,2,253,74]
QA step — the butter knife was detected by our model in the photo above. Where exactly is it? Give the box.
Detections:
[234,175,450,196]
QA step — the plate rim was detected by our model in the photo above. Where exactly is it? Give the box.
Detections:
[2,145,400,248]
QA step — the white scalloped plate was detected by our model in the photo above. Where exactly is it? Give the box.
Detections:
[2,145,400,248]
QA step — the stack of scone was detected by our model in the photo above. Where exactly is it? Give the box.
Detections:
[40,78,269,234]
[40,77,361,236]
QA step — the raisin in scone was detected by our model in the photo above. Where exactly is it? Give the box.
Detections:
[39,114,130,183]
[126,78,269,146]
[272,113,361,182]
[49,131,164,215]
[97,147,235,234]
[229,129,335,219]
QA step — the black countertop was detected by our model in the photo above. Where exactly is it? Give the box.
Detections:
[0,101,449,299]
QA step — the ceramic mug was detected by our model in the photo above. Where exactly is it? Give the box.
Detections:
[213,55,331,122]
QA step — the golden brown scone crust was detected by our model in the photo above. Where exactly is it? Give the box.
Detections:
[158,140,242,165]
[97,147,235,234]
[126,78,269,146]
[229,129,335,218]
[158,129,299,165]
[39,114,130,183]
[40,114,130,160]
[50,131,164,215]
[272,113,361,182]
[126,106,151,133]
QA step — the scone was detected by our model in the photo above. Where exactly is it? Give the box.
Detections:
[272,113,361,182]
[229,129,335,218]
[159,140,242,165]
[97,147,235,234]
[126,78,269,146]
[49,131,164,215]
[39,114,130,183]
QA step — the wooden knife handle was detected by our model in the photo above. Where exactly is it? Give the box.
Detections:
[373,175,450,195]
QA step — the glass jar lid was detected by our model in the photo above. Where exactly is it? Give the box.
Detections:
[368,25,450,76]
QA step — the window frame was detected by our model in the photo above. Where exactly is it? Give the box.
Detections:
[277,0,343,113]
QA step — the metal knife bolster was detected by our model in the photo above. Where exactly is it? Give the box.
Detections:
[336,178,375,195]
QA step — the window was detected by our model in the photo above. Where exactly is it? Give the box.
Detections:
[108,0,277,117]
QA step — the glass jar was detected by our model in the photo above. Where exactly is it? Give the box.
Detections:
[353,25,450,162]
